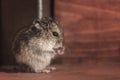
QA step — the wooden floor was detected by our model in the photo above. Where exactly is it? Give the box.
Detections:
[0,64,120,80]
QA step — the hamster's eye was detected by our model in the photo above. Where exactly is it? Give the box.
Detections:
[52,32,59,37]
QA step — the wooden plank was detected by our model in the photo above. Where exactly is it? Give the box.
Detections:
[55,0,120,58]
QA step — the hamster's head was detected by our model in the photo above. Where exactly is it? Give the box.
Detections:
[30,17,65,55]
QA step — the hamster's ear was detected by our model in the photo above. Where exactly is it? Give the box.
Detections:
[33,19,43,30]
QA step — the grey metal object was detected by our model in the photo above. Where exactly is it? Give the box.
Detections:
[38,0,43,18]
[38,0,53,18]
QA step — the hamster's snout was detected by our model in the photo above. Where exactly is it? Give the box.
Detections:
[53,47,65,55]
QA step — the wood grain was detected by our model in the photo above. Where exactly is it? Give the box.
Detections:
[55,0,120,58]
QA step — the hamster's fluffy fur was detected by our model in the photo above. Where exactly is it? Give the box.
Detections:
[12,17,64,73]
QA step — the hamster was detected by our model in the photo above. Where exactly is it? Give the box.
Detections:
[12,17,65,73]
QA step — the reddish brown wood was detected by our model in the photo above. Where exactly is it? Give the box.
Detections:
[55,0,120,58]
[0,65,120,80]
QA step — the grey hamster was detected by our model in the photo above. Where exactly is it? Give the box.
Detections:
[12,17,65,73]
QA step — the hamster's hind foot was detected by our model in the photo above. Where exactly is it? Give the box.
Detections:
[35,66,56,73]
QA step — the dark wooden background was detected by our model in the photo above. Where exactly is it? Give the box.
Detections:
[55,0,120,63]
[0,0,38,65]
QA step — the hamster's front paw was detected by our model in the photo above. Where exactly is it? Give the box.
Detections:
[53,47,65,55]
